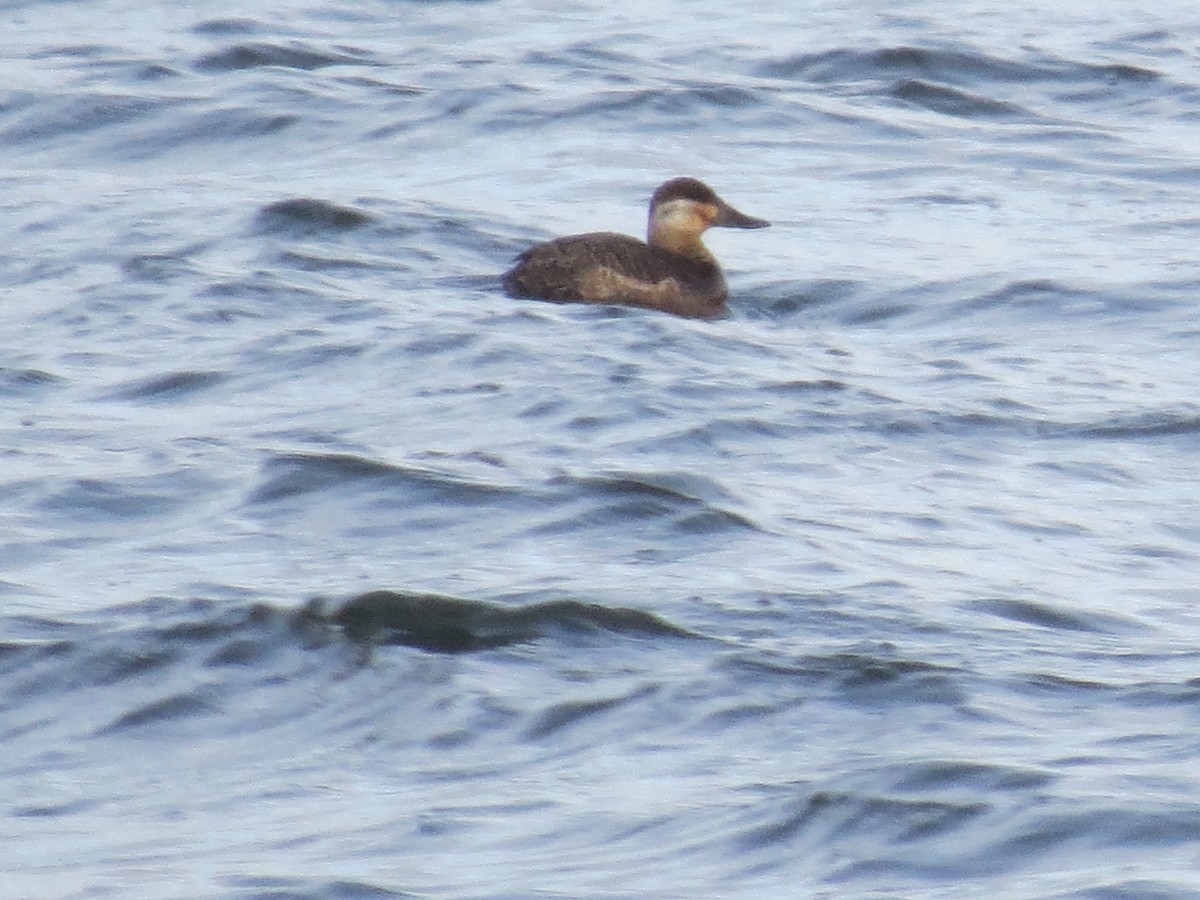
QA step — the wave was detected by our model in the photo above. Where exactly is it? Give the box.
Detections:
[0,92,162,147]
[2,587,1198,896]
[33,472,202,524]
[102,369,229,403]
[968,598,1138,634]
[732,773,1200,886]
[247,452,519,506]
[0,367,62,398]
[215,877,414,900]
[540,470,761,535]
[756,45,1163,124]
[0,592,696,704]
[1073,412,1200,440]
[847,406,1200,446]
[723,650,966,708]
[255,198,376,236]
[515,82,766,125]
[890,78,1026,119]
[193,42,378,73]
[759,45,1159,89]
[744,276,1178,330]
[247,452,764,540]
[333,589,698,653]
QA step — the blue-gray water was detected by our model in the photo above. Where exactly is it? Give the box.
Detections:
[4,1,1200,897]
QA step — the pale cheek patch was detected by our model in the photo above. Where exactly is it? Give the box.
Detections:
[653,199,699,231]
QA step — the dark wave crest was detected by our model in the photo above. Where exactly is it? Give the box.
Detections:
[194,42,377,73]
[333,589,698,652]
[891,79,1025,118]
[759,45,1159,88]
[104,369,228,403]
[247,452,517,505]
[255,199,375,235]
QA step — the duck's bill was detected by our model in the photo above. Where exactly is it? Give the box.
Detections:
[715,202,770,229]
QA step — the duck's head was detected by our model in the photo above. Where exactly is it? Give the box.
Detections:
[647,177,769,257]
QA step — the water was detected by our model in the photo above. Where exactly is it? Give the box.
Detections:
[4,0,1200,896]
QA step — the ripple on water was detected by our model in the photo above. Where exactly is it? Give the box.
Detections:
[193,42,379,73]
[720,649,968,710]
[255,198,376,236]
[218,877,414,899]
[968,597,1142,635]
[1074,411,1200,440]
[890,79,1029,119]
[539,469,762,535]
[757,45,1160,89]
[35,474,192,523]
[0,92,161,147]
[0,367,63,397]
[247,451,519,506]
[103,369,229,403]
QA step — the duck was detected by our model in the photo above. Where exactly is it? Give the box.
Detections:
[502,177,769,319]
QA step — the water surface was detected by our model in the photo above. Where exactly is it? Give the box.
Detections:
[4,1,1200,897]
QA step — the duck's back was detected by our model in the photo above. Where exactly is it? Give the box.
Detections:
[502,232,726,318]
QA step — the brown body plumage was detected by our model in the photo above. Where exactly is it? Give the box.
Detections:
[503,177,769,319]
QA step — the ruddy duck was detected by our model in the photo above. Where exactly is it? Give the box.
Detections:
[502,177,769,319]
